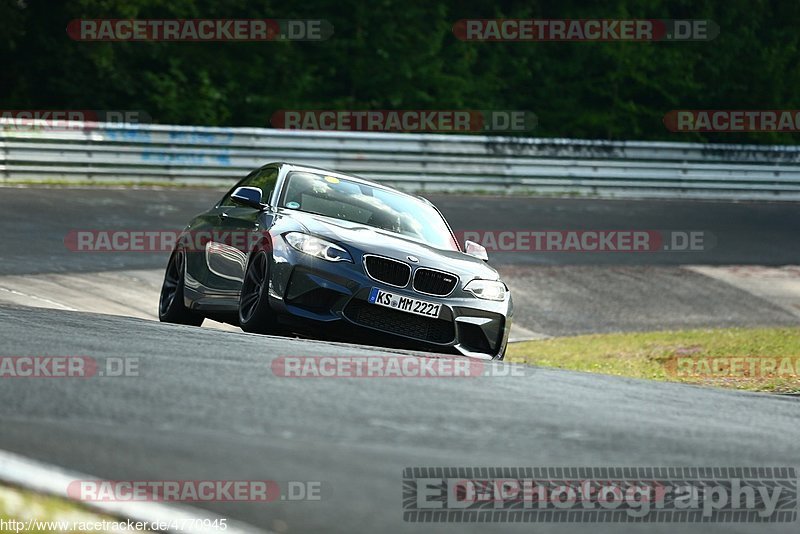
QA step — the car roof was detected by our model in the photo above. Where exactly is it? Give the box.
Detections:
[272,162,434,206]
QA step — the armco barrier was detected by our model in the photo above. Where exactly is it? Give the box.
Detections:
[2,122,800,200]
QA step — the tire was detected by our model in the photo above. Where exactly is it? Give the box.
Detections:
[239,250,280,334]
[159,248,204,326]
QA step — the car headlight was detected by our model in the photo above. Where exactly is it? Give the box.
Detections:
[464,279,507,301]
[284,232,352,262]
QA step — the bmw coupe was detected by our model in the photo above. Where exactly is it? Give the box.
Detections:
[159,163,512,359]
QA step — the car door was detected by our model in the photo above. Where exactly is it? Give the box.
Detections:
[201,165,280,302]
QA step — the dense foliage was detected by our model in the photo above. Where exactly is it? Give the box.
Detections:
[2,0,799,143]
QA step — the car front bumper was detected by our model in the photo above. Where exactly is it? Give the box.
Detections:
[267,243,512,360]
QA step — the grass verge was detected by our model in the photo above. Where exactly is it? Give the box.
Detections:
[0,484,155,533]
[507,327,800,394]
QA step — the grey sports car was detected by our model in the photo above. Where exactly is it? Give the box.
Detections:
[159,162,512,359]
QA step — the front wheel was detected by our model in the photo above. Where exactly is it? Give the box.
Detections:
[159,249,204,326]
[239,250,280,334]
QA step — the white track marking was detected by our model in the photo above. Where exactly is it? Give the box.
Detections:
[0,448,267,534]
[0,286,77,311]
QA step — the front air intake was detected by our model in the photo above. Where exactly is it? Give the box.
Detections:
[363,255,411,287]
[413,268,458,296]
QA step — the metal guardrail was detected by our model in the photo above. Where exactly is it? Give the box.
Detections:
[2,122,800,200]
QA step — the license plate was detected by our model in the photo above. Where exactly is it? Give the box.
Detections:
[368,287,441,318]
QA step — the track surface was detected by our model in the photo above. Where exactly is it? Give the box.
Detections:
[1,188,799,533]
[0,304,798,534]
[1,188,798,336]
[2,188,799,275]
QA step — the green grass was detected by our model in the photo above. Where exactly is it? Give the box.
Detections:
[507,327,800,394]
[0,484,155,533]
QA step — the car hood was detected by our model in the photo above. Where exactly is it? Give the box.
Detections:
[283,210,501,281]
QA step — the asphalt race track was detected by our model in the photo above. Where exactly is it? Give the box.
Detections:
[1,188,799,337]
[0,187,799,533]
[2,188,800,275]
[0,304,799,533]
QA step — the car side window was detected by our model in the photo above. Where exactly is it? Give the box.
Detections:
[217,166,278,208]
[244,166,279,204]
[218,170,258,208]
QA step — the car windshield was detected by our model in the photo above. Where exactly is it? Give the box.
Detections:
[280,171,458,250]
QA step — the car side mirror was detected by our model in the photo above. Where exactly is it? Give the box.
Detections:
[464,240,489,261]
[230,186,265,210]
